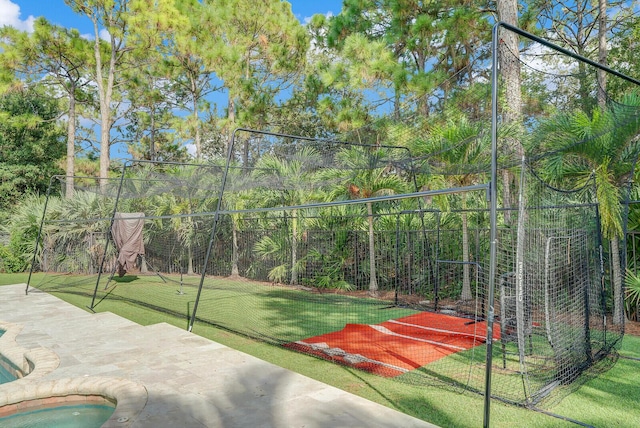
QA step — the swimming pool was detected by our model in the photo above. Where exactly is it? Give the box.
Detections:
[0,403,115,428]
[0,354,21,384]
[0,364,16,383]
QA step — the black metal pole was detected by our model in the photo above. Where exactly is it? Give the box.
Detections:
[483,21,501,428]
[496,22,640,87]
[26,175,58,295]
[188,129,238,332]
[88,164,129,310]
[395,212,401,306]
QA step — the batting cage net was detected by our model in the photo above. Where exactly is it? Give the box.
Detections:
[26,24,640,407]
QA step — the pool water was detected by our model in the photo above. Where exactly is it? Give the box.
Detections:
[0,363,16,384]
[0,355,19,384]
[1,329,19,385]
[0,404,115,428]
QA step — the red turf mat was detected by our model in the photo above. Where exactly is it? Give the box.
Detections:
[285,311,501,377]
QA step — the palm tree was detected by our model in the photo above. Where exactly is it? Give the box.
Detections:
[304,204,362,291]
[220,162,255,278]
[4,194,55,273]
[148,164,219,275]
[35,186,113,274]
[323,146,407,296]
[411,115,490,301]
[252,146,323,285]
[533,92,640,324]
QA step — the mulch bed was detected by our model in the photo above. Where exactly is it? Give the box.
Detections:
[626,320,640,336]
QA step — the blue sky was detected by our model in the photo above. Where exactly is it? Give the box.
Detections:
[0,0,344,34]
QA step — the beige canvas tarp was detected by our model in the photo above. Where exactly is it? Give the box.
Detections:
[111,212,145,275]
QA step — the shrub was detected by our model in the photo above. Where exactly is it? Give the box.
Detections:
[625,269,640,321]
[0,244,26,273]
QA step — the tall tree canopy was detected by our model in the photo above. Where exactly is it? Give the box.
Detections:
[324,0,492,116]
[202,0,309,164]
[0,87,65,211]
[0,18,94,197]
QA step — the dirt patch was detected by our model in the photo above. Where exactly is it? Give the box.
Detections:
[625,320,640,336]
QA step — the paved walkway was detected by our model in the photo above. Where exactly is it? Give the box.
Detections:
[0,284,437,427]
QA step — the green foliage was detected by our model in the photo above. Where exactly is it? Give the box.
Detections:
[0,245,25,273]
[305,248,355,291]
[200,0,309,142]
[313,275,354,291]
[266,264,288,284]
[532,92,640,239]
[0,194,46,273]
[254,235,282,259]
[324,0,490,117]
[625,269,640,321]
[0,87,64,211]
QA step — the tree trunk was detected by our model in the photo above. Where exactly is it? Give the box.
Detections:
[497,0,523,225]
[597,0,607,108]
[65,90,76,198]
[187,245,194,275]
[92,17,114,191]
[149,104,156,161]
[231,219,240,277]
[227,96,236,161]
[461,211,472,300]
[611,237,624,325]
[290,209,298,285]
[497,0,523,127]
[99,111,110,189]
[367,201,378,296]
[192,95,201,159]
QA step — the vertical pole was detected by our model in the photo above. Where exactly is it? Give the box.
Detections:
[593,175,608,346]
[89,162,129,310]
[514,156,530,400]
[434,211,441,311]
[26,175,58,294]
[188,128,237,332]
[483,21,502,428]
[395,212,401,306]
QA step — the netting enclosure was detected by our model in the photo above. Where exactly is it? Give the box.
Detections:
[26,23,640,412]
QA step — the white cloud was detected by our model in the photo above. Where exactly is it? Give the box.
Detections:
[98,28,111,42]
[80,29,112,43]
[185,143,197,157]
[303,11,333,26]
[0,0,35,32]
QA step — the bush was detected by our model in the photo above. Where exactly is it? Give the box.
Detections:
[625,269,640,321]
[0,244,26,273]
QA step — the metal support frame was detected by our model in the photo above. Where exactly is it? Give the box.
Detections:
[484,21,640,428]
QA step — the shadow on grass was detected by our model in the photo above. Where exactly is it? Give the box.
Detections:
[112,275,139,283]
[258,287,417,340]
[545,347,640,427]
[339,364,468,428]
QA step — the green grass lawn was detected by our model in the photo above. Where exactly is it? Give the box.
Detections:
[2,273,639,427]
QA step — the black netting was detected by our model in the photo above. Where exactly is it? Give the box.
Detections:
[26,25,640,408]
